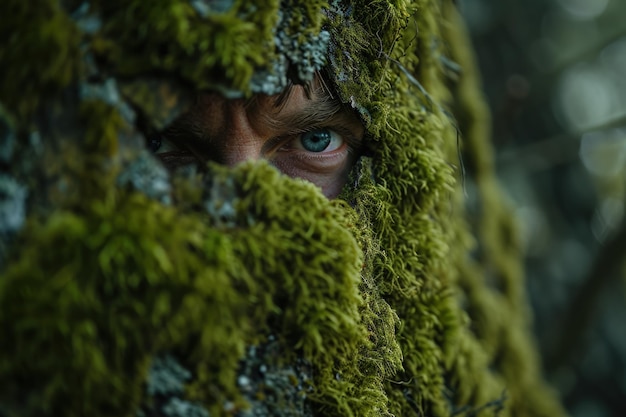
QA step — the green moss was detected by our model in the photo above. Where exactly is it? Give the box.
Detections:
[118,78,193,132]
[442,4,566,416]
[0,184,243,416]
[195,163,400,416]
[79,99,125,155]
[0,0,81,122]
[0,1,568,417]
[328,1,566,416]
[92,0,281,94]
[0,162,402,416]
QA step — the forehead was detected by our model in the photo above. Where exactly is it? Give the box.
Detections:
[184,74,362,139]
[246,80,364,136]
[187,83,313,139]
[247,84,313,120]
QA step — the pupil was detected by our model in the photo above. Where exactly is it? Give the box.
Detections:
[301,130,331,152]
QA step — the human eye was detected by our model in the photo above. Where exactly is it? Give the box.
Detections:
[149,128,204,171]
[150,134,180,154]
[289,128,345,153]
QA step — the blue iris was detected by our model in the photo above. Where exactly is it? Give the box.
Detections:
[300,129,331,152]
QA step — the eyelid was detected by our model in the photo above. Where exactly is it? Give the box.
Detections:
[265,124,361,155]
[155,136,181,154]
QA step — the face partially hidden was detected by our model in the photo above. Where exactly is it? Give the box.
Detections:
[156,78,365,199]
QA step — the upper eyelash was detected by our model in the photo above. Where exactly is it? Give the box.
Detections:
[293,126,359,146]
[271,127,354,153]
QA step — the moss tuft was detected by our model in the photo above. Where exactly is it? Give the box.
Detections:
[0,1,568,416]
[92,0,281,94]
[0,0,81,121]
[0,162,401,416]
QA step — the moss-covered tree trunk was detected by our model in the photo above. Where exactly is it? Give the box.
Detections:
[1,1,567,416]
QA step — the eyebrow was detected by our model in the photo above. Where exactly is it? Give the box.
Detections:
[254,87,362,138]
[158,80,365,168]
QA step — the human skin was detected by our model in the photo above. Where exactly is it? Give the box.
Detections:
[157,80,365,199]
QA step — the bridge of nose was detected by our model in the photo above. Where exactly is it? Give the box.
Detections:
[219,99,268,167]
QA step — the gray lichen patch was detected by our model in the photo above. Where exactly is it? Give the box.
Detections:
[147,355,192,397]
[0,175,27,267]
[235,338,314,417]
[190,0,235,17]
[141,340,313,417]
[250,6,330,95]
[142,356,210,417]
[250,54,289,96]
[203,172,239,228]
[162,398,211,417]
[276,29,330,83]
[71,1,103,35]
[0,175,27,236]
[80,78,136,125]
[117,150,172,205]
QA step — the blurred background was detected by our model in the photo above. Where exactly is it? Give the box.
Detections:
[458,0,626,415]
